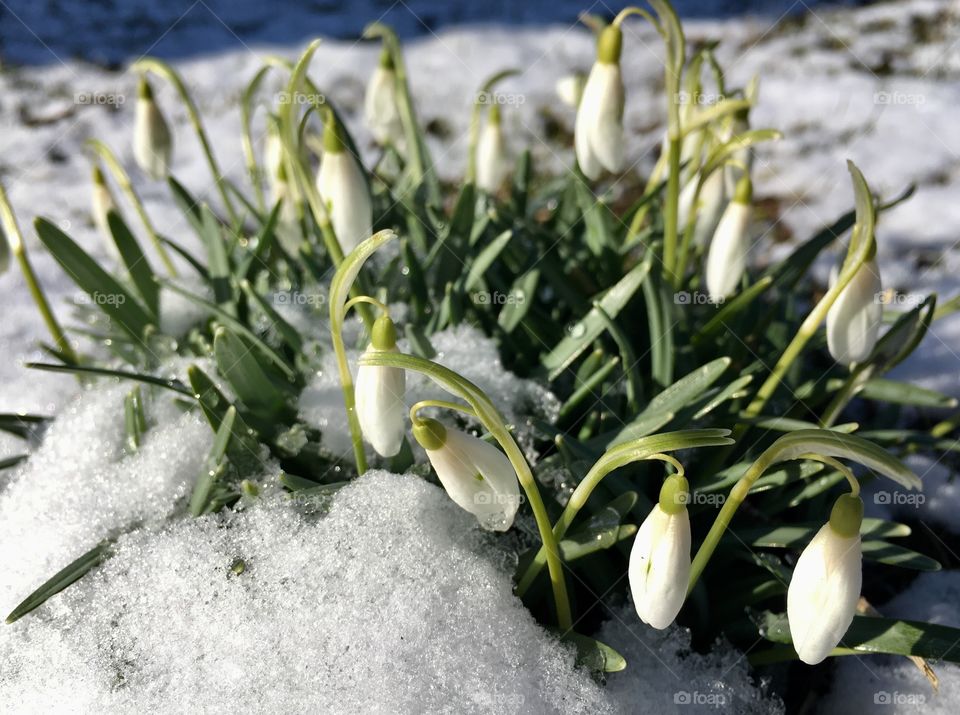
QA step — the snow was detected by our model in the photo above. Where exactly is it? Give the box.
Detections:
[0,469,781,713]
[821,570,960,714]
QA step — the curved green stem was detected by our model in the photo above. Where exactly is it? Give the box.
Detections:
[409,399,477,425]
[516,429,731,596]
[240,64,275,212]
[132,58,239,225]
[344,295,389,316]
[361,349,573,630]
[86,139,178,276]
[0,182,79,365]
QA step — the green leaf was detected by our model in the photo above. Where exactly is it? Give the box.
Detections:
[737,518,911,547]
[6,541,113,624]
[553,630,627,673]
[463,229,512,292]
[107,210,159,317]
[0,412,50,441]
[861,541,941,571]
[189,406,236,517]
[187,365,264,475]
[859,378,957,409]
[34,217,153,343]
[213,327,295,420]
[758,611,960,664]
[542,258,651,380]
[497,269,539,334]
[26,362,192,396]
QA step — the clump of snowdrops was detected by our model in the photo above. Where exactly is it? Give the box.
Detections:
[2,0,958,681]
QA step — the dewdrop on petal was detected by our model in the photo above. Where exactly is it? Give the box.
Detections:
[476,104,509,194]
[133,77,172,180]
[705,175,752,301]
[412,417,521,531]
[354,315,406,458]
[556,72,586,108]
[364,49,404,147]
[90,165,121,262]
[316,115,373,255]
[787,493,863,665]
[575,24,625,180]
[826,250,883,365]
[629,474,692,629]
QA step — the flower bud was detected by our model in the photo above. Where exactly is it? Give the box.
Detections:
[364,49,404,148]
[556,73,586,108]
[90,165,121,262]
[133,78,172,180]
[787,494,863,665]
[354,315,406,458]
[826,253,882,365]
[704,176,752,301]
[412,417,521,531]
[629,474,692,629]
[316,117,373,254]
[476,105,509,194]
[574,25,625,180]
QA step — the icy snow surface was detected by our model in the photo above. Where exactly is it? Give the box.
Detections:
[0,470,781,713]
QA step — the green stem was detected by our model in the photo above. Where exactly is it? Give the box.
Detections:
[409,399,476,424]
[240,65,274,213]
[86,140,178,276]
[361,350,573,631]
[662,134,682,279]
[132,58,239,226]
[0,183,79,365]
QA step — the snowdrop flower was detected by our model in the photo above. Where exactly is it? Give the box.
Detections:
[317,112,373,254]
[787,493,863,665]
[90,165,121,261]
[826,251,882,365]
[316,116,373,254]
[629,474,691,629]
[705,175,752,301]
[364,49,404,148]
[692,169,727,248]
[556,72,586,108]
[476,105,509,194]
[575,25,625,180]
[355,315,406,458]
[412,417,521,531]
[133,77,172,180]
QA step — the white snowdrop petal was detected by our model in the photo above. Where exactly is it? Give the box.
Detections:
[133,97,172,180]
[355,355,406,458]
[317,151,373,254]
[629,505,691,629]
[705,201,751,301]
[575,62,623,180]
[476,119,508,194]
[787,524,862,665]
[364,66,404,146]
[826,258,883,365]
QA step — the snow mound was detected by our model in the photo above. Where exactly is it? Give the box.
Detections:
[299,323,559,460]
[0,470,779,713]
[821,570,960,714]
[0,381,213,616]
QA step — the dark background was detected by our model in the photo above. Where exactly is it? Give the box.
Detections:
[0,0,860,66]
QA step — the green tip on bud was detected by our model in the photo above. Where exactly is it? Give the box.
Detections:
[137,77,154,101]
[323,113,347,154]
[658,473,690,515]
[597,24,622,64]
[92,164,107,186]
[733,175,753,204]
[371,314,398,350]
[240,479,259,497]
[412,417,447,451]
[379,47,395,70]
[829,493,864,538]
[488,103,502,125]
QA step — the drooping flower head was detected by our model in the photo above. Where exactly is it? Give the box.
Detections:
[90,164,121,262]
[412,417,521,531]
[629,473,692,629]
[355,315,406,458]
[826,243,882,366]
[316,113,373,254]
[365,48,404,148]
[705,174,752,301]
[476,104,509,194]
[133,77,173,180]
[787,493,863,665]
[575,24,625,180]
